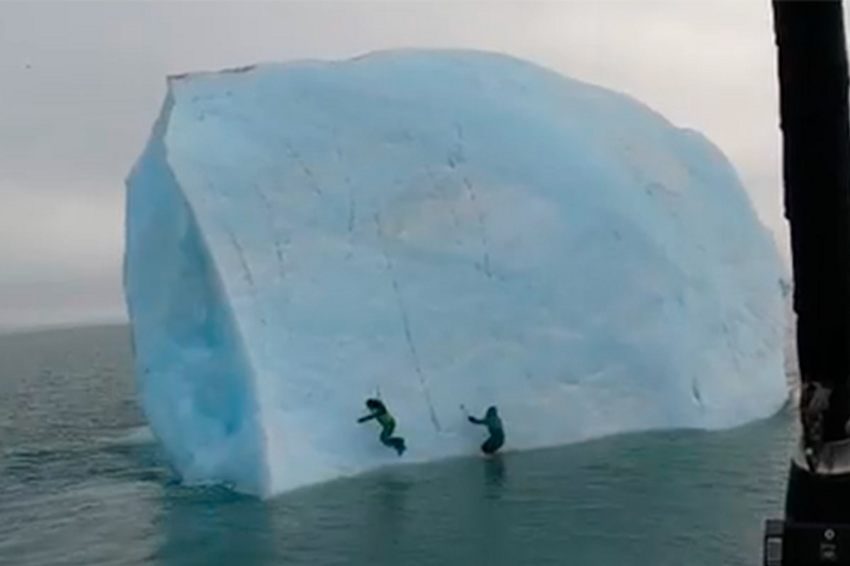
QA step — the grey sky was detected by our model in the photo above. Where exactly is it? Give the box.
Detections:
[0,0,800,328]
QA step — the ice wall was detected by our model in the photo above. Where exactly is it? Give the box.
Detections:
[125,49,787,496]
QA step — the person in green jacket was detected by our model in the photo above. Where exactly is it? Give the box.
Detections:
[358,398,406,456]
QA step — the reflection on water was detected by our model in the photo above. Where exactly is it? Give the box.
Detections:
[139,410,793,566]
[2,409,797,566]
[156,486,278,566]
[483,455,507,495]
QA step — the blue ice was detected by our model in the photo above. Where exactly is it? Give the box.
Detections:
[125,50,787,496]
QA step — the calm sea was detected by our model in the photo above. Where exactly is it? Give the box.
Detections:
[0,325,794,565]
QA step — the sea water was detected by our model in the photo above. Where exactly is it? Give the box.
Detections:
[0,325,793,565]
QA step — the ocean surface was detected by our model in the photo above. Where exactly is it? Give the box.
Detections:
[0,325,795,566]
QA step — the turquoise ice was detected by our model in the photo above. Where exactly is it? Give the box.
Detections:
[125,49,787,497]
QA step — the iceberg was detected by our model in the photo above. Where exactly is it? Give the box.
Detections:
[125,49,787,497]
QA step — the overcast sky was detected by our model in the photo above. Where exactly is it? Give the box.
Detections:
[0,0,807,328]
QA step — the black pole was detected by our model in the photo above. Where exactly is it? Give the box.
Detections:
[773,0,850,523]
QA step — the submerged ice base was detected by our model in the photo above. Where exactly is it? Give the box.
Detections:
[125,49,787,496]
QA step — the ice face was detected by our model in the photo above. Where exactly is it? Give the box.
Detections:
[125,49,787,497]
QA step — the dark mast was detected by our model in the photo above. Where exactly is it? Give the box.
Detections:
[773,0,850,521]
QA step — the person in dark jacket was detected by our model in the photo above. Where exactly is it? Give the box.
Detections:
[468,405,505,455]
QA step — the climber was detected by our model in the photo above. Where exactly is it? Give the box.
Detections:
[357,398,406,456]
[468,405,505,455]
